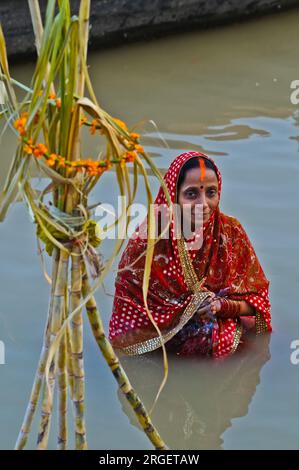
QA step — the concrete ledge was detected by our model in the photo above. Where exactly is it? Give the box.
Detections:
[1,0,299,61]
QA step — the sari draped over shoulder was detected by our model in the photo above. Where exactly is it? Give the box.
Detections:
[109,152,272,358]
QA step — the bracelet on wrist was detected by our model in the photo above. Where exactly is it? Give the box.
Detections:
[217,298,241,318]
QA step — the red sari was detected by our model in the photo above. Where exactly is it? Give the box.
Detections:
[109,152,272,358]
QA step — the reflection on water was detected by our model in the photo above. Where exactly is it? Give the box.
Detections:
[1,7,299,449]
[118,334,271,450]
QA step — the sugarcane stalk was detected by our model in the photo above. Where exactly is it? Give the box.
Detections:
[12,0,168,452]
[57,285,68,450]
[28,0,44,54]
[36,357,57,450]
[62,0,90,211]
[55,1,90,450]
[69,247,88,449]
[27,0,55,96]
[14,247,60,450]
[81,271,168,450]
[66,323,75,398]
[37,250,69,449]
[78,0,90,94]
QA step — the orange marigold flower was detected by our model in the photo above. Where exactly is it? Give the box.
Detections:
[46,158,56,167]
[135,144,144,153]
[125,151,137,163]
[57,156,66,168]
[49,93,56,100]
[33,143,48,157]
[46,153,57,166]
[90,119,97,135]
[33,149,41,158]
[80,116,87,126]
[113,117,128,132]
[130,132,140,141]
[13,114,27,135]
[85,159,96,167]
[19,127,27,136]
[23,139,34,155]
[24,145,33,154]
[37,143,48,154]
[87,167,98,176]
[55,98,61,109]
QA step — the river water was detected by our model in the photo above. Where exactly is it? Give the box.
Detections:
[1,8,299,449]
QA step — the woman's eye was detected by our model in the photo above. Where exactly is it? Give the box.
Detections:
[207,190,217,197]
[185,191,196,198]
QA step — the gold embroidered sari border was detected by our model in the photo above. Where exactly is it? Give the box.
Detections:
[121,290,210,356]
[256,310,268,335]
[120,237,212,356]
[230,320,243,355]
[177,237,206,293]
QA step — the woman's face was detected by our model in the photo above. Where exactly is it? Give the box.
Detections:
[178,166,219,229]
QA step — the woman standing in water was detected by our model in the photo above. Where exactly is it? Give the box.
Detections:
[109,151,271,358]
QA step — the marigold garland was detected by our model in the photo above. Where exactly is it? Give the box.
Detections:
[13,111,144,177]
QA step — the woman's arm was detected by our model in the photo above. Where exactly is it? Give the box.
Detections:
[196,298,255,320]
[238,300,256,316]
[215,298,256,317]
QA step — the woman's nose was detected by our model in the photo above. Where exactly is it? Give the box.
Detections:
[198,190,209,209]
